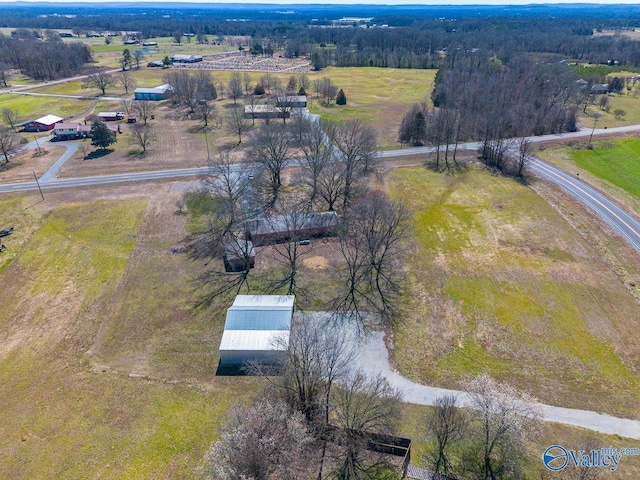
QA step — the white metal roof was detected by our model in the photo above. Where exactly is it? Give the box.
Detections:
[219,329,289,351]
[35,114,63,126]
[231,295,294,310]
[134,84,174,94]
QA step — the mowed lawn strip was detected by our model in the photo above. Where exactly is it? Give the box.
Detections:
[569,138,640,197]
[0,198,256,479]
[387,166,640,418]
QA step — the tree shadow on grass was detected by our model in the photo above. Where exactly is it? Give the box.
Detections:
[127,149,147,159]
[84,149,114,160]
[424,157,468,176]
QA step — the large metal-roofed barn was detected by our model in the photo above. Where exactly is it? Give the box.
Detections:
[218,295,294,367]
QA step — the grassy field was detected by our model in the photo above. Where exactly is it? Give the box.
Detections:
[309,67,436,147]
[22,65,435,148]
[537,138,640,217]
[0,94,96,124]
[0,190,258,479]
[387,166,640,419]
[583,93,640,128]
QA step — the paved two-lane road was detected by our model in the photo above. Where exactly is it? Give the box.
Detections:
[2,124,640,257]
[528,157,640,253]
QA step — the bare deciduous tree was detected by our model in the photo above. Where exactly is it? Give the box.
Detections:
[228,71,243,104]
[0,126,21,165]
[462,374,541,480]
[81,71,116,96]
[324,119,378,208]
[317,161,346,212]
[1,108,19,129]
[197,101,217,129]
[249,123,295,208]
[119,98,134,114]
[226,106,250,145]
[132,100,157,125]
[117,70,137,94]
[332,372,402,480]
[164,70,217,114]
[243,72,253,96]
[0,62,9,87]
[129,123,156,153]
[334,191,410,328]
[132,50,144,70]
[205,398,313,480]
[299,119,332,204]
[424,394,465,477]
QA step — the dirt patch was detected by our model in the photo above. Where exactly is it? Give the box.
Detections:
[303,255,328,270]
[0,146,66,183]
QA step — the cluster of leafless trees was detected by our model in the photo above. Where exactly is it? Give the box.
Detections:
[401,56,585,177]
[0,31,92,81]
[424,375,542,480]
[189,116,410,329]
[206,319,403,480]
[164,70,218,115]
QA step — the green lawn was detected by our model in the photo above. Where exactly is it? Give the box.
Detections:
[569,138,640,197]
[0,94,95,122]
[538,138,640,217]
[388,166,640,418]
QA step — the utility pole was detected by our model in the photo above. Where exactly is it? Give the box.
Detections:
[588,114,600,148]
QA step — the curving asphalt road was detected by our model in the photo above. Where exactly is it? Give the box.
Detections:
[528,157,640,254]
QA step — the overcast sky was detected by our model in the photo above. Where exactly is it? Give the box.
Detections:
[1,0,638,4]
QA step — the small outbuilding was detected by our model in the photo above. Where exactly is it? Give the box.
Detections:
[276,95,307,109]
[218,295,294,367]
[134,84,174,101]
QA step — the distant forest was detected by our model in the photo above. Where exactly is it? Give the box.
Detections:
[3,3,640,78]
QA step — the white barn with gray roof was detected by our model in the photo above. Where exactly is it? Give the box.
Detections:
[218,295,294,367]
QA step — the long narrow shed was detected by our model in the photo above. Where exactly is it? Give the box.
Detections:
[218,295,294,367]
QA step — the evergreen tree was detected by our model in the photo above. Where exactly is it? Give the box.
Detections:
[122,48,132,70]
[336,89,347,105]
[91,121,116,150]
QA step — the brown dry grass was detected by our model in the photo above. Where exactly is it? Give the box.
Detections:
[388,165,640,419]
[0,146,66,182]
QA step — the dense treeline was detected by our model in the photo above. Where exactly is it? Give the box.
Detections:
[4,4,640,71]
[0,33,92,80]
[399,54,583,173]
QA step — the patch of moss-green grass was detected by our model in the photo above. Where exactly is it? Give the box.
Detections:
[569,138,640,197]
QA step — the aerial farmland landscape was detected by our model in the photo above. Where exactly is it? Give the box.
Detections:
[1,1,640,479]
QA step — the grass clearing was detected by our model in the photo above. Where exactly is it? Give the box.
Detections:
[388,166,640,418]
[308,67,436,148]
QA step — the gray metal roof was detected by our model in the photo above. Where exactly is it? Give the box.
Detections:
[219,330,289,351]
[222,295,294,331]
